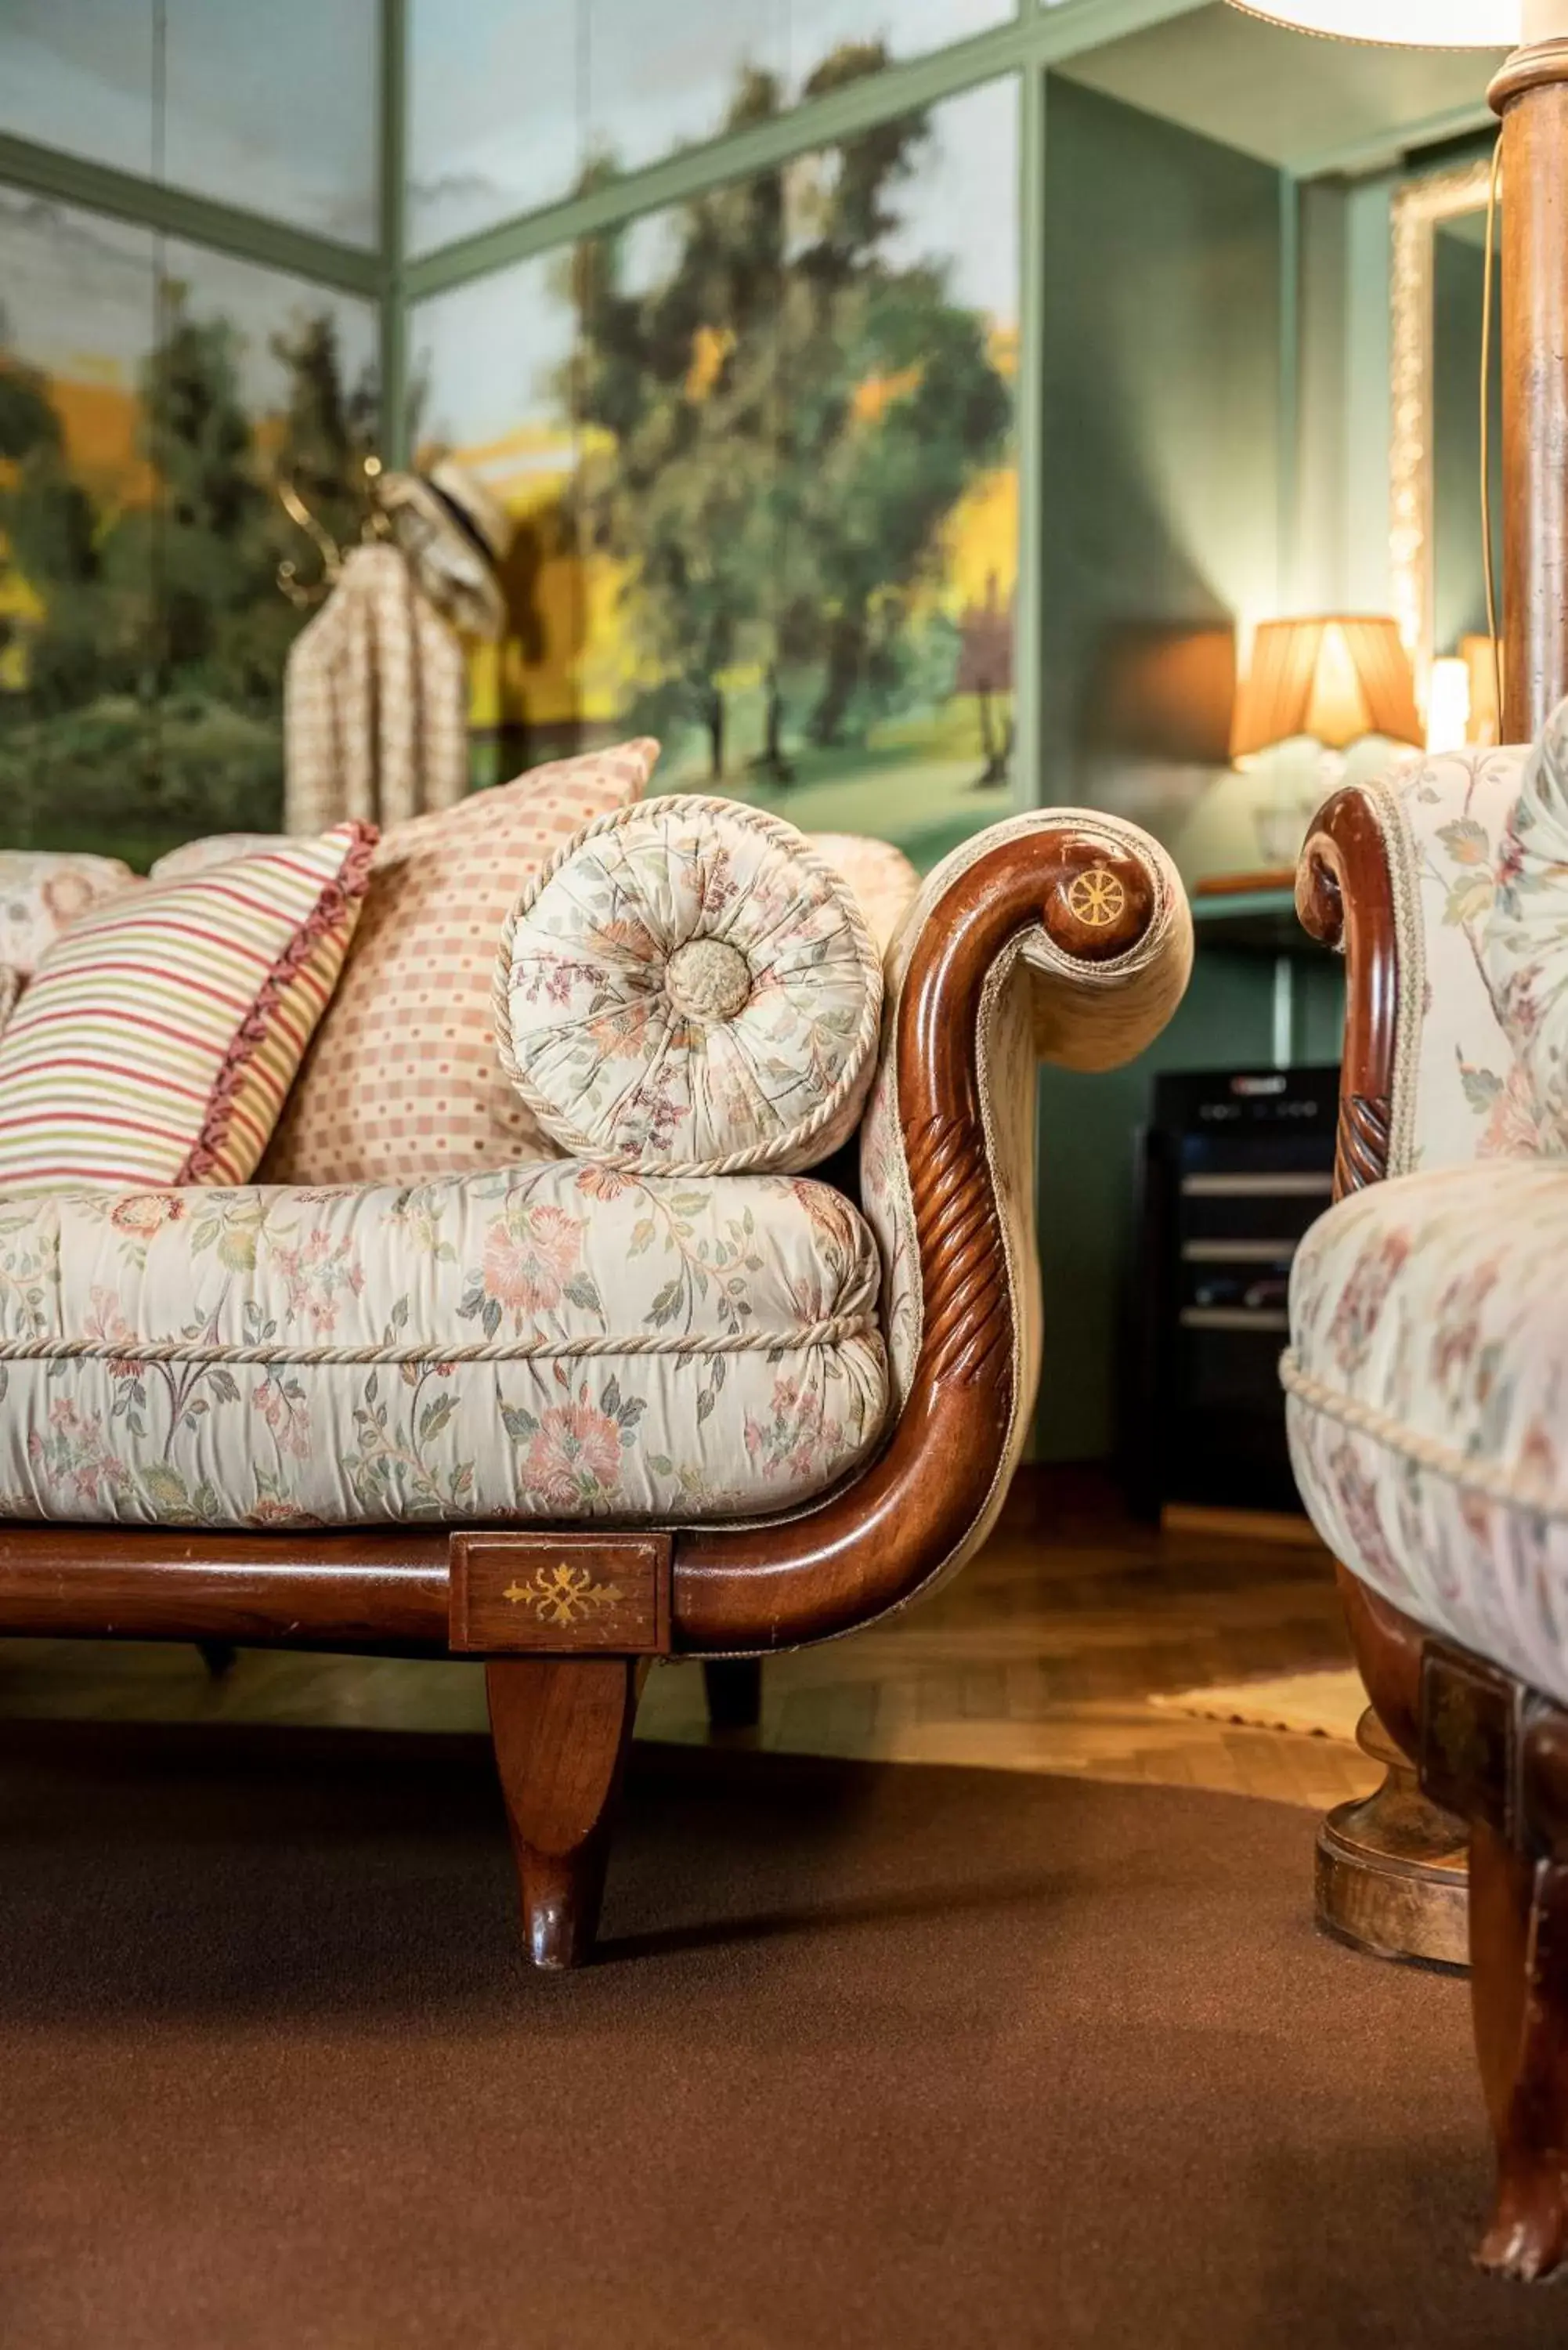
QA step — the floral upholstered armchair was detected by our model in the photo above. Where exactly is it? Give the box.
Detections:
[1288,700,1568,2280]
[0,762,1190,1975]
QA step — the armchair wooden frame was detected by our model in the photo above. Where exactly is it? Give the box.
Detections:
[0,822,1155,1973]
[1302,788,1568,2280]
[1284,33,1568,2278]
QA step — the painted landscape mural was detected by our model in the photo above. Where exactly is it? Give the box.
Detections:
[407,0,1013,252]
[0,21,1017,875]
[415,70,1020,866]
[0,193,377,867]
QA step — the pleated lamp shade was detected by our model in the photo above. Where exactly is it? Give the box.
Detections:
[1230,617,1424,759]
[1226,2,1522,40]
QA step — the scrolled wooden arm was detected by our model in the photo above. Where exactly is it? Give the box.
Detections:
[1298,787,1400,1198]
[673,819,1172,1653]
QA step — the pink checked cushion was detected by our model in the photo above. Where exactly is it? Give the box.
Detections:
[0,823,375,1191]
[261,740,659,1184]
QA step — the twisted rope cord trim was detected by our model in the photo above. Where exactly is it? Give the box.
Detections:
[0,1311,878,1368]
[1360,773,1425,1180]
[490,793,884,1177]
[1281,1347,1568,1520]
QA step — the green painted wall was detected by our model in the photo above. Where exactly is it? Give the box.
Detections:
[1034,77,1301,1459]
[1034,947,1342,1462]
[1038,77,1284,884]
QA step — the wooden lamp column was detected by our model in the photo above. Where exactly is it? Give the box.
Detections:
[1494,25,1568,733]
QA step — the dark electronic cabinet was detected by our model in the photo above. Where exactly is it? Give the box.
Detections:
[1126,1066,1338,1518]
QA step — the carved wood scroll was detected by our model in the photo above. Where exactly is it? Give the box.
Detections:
[674,827,1158,1653]
[1296,788,1400,1198]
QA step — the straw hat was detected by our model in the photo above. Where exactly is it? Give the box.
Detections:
[377,457,513,639]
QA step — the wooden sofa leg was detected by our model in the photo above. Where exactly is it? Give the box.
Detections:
[703,1658,762,1731]
[1469,1819,1568,2280]
[486,1657,644,1970]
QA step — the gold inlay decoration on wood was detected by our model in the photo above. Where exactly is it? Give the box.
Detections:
[1065,867,1127,929]
[502,1564,625,1629]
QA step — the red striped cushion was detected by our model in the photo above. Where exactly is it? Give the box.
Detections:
[0,823,374,1191]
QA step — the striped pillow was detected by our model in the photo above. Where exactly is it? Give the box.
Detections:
[0,822,375,1191]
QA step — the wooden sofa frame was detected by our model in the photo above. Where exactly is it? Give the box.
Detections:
[1302,794,1568,2280]
[0,822,1155,1973]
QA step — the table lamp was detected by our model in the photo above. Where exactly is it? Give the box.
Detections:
[1230,616,1422,865]
[1227,0,1568,738]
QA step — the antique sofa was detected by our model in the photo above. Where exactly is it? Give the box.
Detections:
[1289,701,1568,2280]
[0,765,1190,1972]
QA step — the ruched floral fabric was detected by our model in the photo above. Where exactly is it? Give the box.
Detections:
[497,796,883,1175]
[1284,1160,1568,1711]
[0,1165,887,1528]
[805,833,919,957]
[1483,701,1568,1152]
[1340,745,1545,1173]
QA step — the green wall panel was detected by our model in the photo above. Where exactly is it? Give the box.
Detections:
[1033,75,1294,1459]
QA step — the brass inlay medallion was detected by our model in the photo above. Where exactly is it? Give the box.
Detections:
[503,1562,625,1629]
[1064,866,1127,929]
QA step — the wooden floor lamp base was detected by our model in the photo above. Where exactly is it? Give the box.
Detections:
[1314,1708,1469,1972]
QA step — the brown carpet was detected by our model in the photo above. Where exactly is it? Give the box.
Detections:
[0,1723,1559,2350]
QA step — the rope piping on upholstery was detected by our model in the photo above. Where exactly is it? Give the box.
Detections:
[0,1311,880,1368]
[1281,1346,1568,1520]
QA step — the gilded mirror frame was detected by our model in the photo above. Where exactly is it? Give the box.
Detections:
[1389,156,1494,695]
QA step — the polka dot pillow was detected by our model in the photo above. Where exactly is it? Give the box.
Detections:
[261,741,659,1184]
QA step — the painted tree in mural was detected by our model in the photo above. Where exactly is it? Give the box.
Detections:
[0,291,374,859]
[0,308,144,715]
[565,45,1012,785]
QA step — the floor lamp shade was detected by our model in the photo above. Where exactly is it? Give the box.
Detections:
[1227,2,1524,42]
[1230,618,1424,759]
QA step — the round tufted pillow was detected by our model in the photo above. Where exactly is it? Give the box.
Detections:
[493,795,884,1174]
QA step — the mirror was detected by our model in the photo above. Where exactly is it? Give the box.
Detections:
[1390,157,1503,745]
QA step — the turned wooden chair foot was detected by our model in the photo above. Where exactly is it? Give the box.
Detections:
[703,1657,762,1731]
[486,1655,644,1969]
[1315,1708,1469,1969]
[1469,1820,1568,2280]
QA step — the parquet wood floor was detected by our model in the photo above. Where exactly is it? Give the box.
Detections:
[0,1471,1377,1810]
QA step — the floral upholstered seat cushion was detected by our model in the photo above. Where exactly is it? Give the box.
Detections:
[1283,1160,1568,1708]
[496,797,883,1174]
[0,1166,885,1528]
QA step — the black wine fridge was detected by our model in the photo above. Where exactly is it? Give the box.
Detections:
[1125,1065,1338,1518]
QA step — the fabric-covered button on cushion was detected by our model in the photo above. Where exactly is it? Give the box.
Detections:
[495,795,884,1175]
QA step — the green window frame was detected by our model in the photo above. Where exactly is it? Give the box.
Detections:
[0,0,1223,816]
